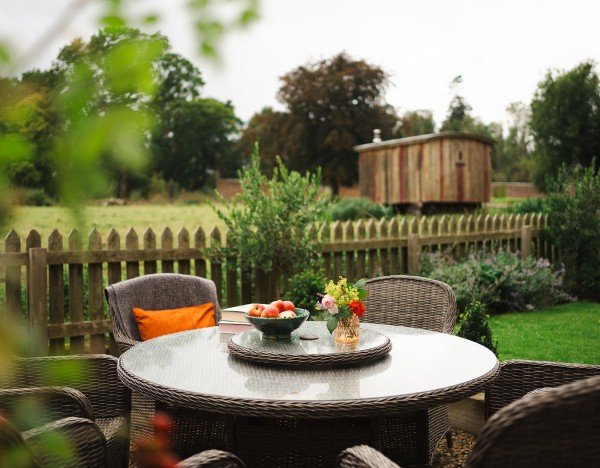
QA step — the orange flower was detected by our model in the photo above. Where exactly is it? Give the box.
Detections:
[348,300,365,318]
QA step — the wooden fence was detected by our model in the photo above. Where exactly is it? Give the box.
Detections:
[0,213,550,356]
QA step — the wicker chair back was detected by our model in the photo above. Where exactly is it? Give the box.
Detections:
[364,275,457,334]
[105,273,221,352]
[468,374,600,468]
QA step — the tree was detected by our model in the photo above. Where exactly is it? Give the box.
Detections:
[2,28,242,198]
[545,163,600,300]
[276,52,399,194]
[234,107,291,175]
[494,102,532,181]
[398,110,435,137]
[440,75,475,132]
[0,0,260,221]
[152,97,240,190]
[212,144,330,297]
[530,61,600,190]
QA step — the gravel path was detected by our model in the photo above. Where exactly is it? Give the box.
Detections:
[431,430,476,467]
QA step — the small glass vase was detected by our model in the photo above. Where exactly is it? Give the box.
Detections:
[333,314,360,344]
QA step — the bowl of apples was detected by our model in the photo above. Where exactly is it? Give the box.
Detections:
[244,300,309,339]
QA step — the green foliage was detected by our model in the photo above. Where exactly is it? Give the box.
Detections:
[274,52,399,195]
[530,61,600,190]
[212,144,329,295]
[398,110,435,136]
[489,301,600,364]
[456,301,498,356]
[492,102,533,182]
[325,197,394,221]
[544,163,600,300]
[506,197,547,214]
[21,188,54,207]
[284,269,328,320]
[419,249,573,314]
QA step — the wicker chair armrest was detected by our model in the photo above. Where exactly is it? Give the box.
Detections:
[0,387,95,430]
[336,445,401,468]
[12,354,130,420]
[0,414,42,467]
[469,375,600,468]
[112,329,140,353]
[485,359,600,418]
[23,416,108,467]
[176,449,245,468]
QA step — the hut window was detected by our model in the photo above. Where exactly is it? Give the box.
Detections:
[458,150,463,160]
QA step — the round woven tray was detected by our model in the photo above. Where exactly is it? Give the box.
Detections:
[227,322,392,367]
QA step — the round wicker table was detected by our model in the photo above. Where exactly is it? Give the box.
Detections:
[118,322,499,466]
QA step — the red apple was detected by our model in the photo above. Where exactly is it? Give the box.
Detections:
[261,305,280,318]
[279,310,297,319]
[282,300,295,312]
[247,304,265,317]
[270,300,285,313]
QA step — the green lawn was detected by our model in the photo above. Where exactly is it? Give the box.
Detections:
[1,204,228,248]
[489,301,600,364]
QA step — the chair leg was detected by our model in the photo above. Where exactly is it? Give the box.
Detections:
[445,430,453,450]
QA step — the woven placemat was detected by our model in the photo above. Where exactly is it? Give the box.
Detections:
[227,322,392,368]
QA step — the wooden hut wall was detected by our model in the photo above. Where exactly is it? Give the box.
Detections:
[358,135,492,205]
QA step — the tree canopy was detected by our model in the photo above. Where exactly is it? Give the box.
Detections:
[1,27,242,200]
[530,61,600,190]
[254,52,400,194]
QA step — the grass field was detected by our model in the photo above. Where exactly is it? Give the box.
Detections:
[489,301,600,365]
[1,204,229,247]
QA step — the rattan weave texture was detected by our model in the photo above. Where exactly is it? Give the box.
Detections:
[364,275,458,466]
[336,444,401,468]
[467,374,600,468]
[1,354,130,467]
[485,359,600,418]
[118,323,498,419]
[176,449,246,467]
[227,327,391,367]
[105,273,228,457]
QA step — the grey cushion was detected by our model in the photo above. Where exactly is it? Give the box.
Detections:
[105,273,222,341]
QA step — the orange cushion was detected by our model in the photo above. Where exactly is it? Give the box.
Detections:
[132,303,215,341]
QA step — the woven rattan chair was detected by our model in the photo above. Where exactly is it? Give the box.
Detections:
[105,273,226,458]
[467,374,600,467]
[0,414,109,467]
[0,354,130,467]
[177,449,245,467]
[363,275,458,466]
[484,359,600,418]
[1,414,245,468]
[336,445,401,468]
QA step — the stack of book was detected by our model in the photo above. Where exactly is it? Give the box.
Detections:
[218,304,266,334]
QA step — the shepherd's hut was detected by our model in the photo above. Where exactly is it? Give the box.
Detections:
[354,131,494,213]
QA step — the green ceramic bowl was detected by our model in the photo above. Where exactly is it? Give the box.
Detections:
[244,308,310,339]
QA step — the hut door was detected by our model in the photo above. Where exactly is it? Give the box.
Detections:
[454,146,465,203]
[456,161,465,202]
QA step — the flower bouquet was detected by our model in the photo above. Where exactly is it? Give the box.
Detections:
[316,277,367,342]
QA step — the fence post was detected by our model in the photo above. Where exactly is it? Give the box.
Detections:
[521,224,532,259]
[28,247,48,355]
[407,233,420,275]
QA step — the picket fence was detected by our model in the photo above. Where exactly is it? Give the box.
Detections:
[0,212,550,355]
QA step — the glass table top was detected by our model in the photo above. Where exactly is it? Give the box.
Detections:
[119,322,498,403]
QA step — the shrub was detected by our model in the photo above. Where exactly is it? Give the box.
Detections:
[456,300,498,356]
[212,143,330,297]
[325,197,394,221]
[507,197,547,214]
[419,249,573,314]
[544,163,600,300]
[23,188,54,206]
[284,270,328,320]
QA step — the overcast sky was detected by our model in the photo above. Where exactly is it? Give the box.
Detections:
[2,0,600,133]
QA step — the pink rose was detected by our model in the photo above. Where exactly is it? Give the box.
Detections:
[321,295,339,315]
